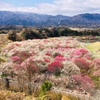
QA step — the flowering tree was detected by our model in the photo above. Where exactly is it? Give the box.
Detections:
[11,56,39,94]
[73,58,91,71]
[61,61,80,76]
[91,58,100,77]
[48,56,65,76]
[73,74,95,93]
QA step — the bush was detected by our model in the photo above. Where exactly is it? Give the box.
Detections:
[7,30,17,41]
[41,81,52,93]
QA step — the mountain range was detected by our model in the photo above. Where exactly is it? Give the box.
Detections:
[0,11,100,28]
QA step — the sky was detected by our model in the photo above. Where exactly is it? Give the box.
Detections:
[0,0,100,16]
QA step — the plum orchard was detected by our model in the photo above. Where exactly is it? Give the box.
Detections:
[0,37,100,95]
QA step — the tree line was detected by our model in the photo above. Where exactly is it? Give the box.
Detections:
[6,27,100,41]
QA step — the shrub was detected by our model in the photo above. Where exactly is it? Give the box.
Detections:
[7,30,17,41]
[37,81,53,100]
[41,81,52,94]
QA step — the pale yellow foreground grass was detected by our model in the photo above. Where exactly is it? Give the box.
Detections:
[0,90,36,100]
[0,34,11,49]
[86,42,100,58]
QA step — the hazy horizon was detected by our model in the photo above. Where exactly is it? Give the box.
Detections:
[0,0,100,16]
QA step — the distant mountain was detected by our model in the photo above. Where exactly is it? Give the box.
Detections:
[0,11,100,28]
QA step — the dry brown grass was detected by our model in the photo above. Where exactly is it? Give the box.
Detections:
[0,34,11,49]
[0,90,36,100]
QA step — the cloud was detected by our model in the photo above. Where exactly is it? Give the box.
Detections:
[0,2,14,10]
[0,0,100,16]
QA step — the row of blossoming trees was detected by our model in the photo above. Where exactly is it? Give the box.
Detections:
[0,37,100,95]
